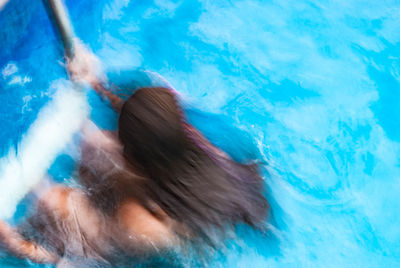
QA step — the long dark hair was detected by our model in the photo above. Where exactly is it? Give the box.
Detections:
[117,87,269,245]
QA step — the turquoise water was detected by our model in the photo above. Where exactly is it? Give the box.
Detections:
[1,0,400,267]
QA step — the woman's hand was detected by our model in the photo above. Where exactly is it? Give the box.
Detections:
[66,39,103,86]
[0,219,59,264]
[66,39,123,111]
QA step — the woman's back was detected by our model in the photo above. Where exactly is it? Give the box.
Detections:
[22,128,180,266]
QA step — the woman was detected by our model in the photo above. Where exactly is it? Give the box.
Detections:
[0,42,269,266]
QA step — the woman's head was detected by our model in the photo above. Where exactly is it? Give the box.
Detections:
[118,87,268,246]
[118,87,186,168]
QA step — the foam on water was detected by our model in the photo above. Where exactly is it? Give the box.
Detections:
[0,80,88,219]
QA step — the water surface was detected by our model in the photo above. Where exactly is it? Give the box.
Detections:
[1,0,400,267]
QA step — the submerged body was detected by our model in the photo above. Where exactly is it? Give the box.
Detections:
[32,130,179,263]
[0,43,269,266]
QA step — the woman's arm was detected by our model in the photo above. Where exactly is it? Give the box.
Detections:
[0,220,59,264]
[90,81,123,112]
[66,39,123,112]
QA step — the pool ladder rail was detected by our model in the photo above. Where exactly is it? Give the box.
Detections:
[43,0,76,60]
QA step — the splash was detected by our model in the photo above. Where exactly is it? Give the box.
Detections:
[0,80,88,219]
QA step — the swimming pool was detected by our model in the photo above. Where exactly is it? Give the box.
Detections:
[1,0,400,267]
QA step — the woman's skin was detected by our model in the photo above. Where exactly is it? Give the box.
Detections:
[0,220,60,264]
[0,44,179,265]
[0,128,178,265]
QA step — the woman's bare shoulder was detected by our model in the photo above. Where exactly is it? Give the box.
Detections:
[114,199,177,251]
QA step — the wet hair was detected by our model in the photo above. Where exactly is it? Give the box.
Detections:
[117,87,269,245]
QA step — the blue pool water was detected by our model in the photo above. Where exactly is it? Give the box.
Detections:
[1,0,400,267]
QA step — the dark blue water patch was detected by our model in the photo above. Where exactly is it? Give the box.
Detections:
[12,193,37,225]
[362,151,375,176]
[0,0,58,65]
[87,89,119,130]
[48,154,76,184]
[370,69,400,141]
[0,2,36,64]
[363,41,400,142]
[348,213,383,254]
[339,121,372,141]
[324,150,340,177]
